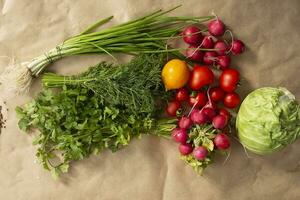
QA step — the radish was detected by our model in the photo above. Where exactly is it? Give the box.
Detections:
[179,143,193,155]
[214,133,230,150]
[190,110,208,124]
[217,55,231,70]
[186,45,204,62]
[171,128,188,144]
[219,108,231,122]
[178,116,193,129]
[231,39,245,55]
[182,26,203,45]
[193,146,208,160]
[214,41,228,56]
[201,36,214,49]
[208,19,225,36]
[202,107,217,121]
[203,51,217,65]
[212,115,227,129]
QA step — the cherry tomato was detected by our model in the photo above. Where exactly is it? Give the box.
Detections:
[175,88,189,102]
[209,87,225,102]
[219,69,240,92]
[166,101,181,116]
[188,92,207,107]
[189,65,214,90]
[223,92,240,108]
[219,108,231,122]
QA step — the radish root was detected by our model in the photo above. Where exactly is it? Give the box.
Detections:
[225,29,234,54]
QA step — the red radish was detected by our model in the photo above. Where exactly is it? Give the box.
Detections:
[171,128,188,144]
[188,92,208,108]
[175,88,189,102]
[202,107,217,121]
[208,19,225,36]
[231,39,245,55]
[186,45,204,62]
[214,133,230,150]
[209,87,225,102]
[190,110,208,124]
[189,109,199,117]
[179,143,193,155]
[223,92,241,108]
[193,146,208,160]
[203,51,217,65]
[217,55,231,70]
[214,41,228,56]
[182,26,203,45]
[201,36,214,48]
[166,101,181,116]
[212,115,227,129]
[178,116,193,129]
[219,108,231,122]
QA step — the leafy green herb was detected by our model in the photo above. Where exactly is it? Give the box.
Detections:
[16,86,176,178]
[42,54,169,116]
[16,54,178,178]
[1,5,213,95]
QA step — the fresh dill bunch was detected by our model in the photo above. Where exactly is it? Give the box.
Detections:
[42,54,169,115]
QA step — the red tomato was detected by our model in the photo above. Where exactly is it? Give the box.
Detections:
[175,88,189,102]
[219,69,240,92]
[189,65,215,90]
[166,101,181,116]
[188,92,207,107]
[219,108,231,122]
[223,92,240,108]
[209,87,225,102]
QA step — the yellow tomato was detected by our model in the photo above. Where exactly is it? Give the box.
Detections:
[161,59,190,90]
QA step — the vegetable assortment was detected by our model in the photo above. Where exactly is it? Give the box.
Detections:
[14,7,247,176]
[12,7,248,176]
[9,5,299,179]
[162,17,245,173]
[0,6,213,95]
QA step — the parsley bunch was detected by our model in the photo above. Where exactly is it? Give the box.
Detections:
[16,87,176,178]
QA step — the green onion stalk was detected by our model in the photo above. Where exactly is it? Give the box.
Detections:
[0,5,213,95]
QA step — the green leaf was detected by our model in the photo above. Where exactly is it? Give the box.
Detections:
[59,163,69,173]
[202,138,214,151]
[77,95,87,101]
[51,168,60,180]
[180,155,212,175]
[18,118,30,131]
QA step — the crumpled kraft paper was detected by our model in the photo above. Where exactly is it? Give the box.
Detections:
[0,0,299,199]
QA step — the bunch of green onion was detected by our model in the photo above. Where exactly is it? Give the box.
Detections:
[0,5,213,95]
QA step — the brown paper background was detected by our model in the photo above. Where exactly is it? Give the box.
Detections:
[0,0,300,199]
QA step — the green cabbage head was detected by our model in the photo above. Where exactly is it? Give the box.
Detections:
[236,87,300,155]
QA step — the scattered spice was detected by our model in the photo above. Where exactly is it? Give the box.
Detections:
[0,105,5,134]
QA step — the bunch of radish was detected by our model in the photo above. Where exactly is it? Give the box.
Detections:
[165,17,245,172]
